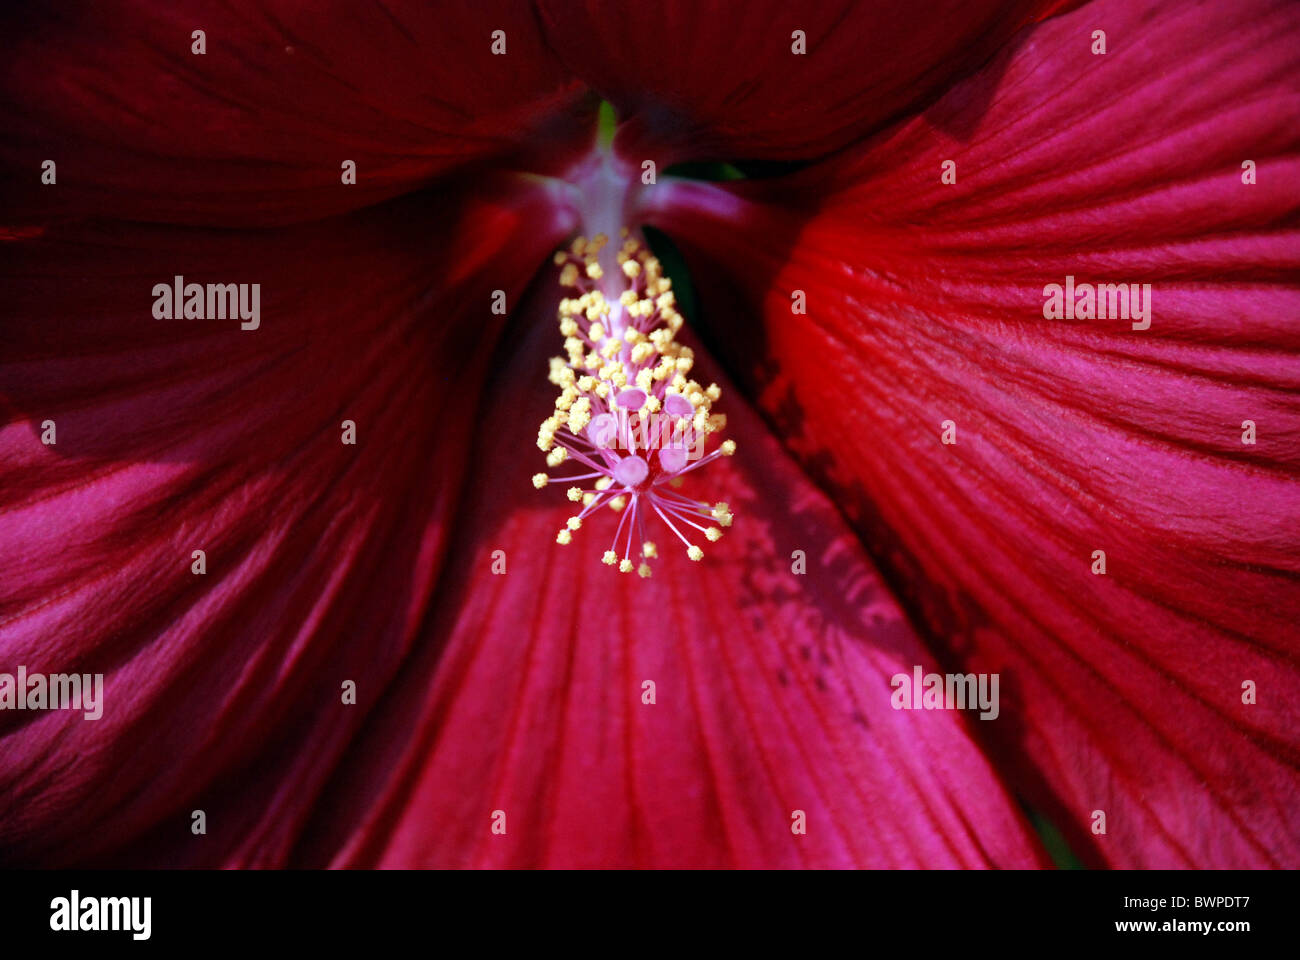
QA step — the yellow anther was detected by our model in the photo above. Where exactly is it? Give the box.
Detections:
[720,439,736,456]
[706,383,722,401]
[586,262,603,280]
[566,516,582,531]
[532,472,549,489]
[567,487,582,501]
[595,477,613,491]
[589,322,605,341]
[622,259,641,278]
[619,559,634,573]
[705,527,722,542]
[547,447,567,467]
[559,263,579,287]
[602,550,618,566]
[687,545,704,561]
[568,400,591,434]
[556,529,573,545]
[547,356,570,382]
[609,496,626,511]
[637,563,652,578]
[642,541,658,558]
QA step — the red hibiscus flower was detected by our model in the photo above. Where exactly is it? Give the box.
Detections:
[1,0,1297,869]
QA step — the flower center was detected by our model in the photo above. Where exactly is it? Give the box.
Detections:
[532,231,735,576]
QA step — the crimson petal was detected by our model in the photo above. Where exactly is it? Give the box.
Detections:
[646,0,1300,866]
[538,0,1079,166]
[0,178,572,866]
[292,294,1048,869]
[0,1,589,227]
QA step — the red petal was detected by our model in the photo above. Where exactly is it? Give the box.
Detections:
[0,2,589,227]
[293,294,1047,869]
[0,178,573,866]
[538,0,1078,165]
[646,0,1300,866]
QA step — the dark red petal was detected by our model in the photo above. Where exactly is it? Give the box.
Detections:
[646,0,1300,866]
[0,178,573,866]
[0,2,589,227]
[292,296,1047,869]
[537,0,1078,166]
